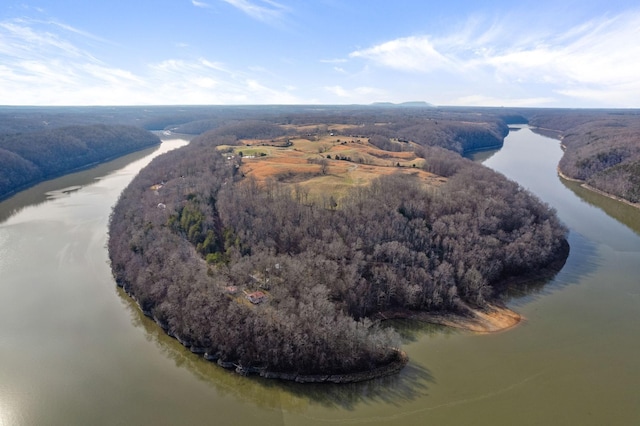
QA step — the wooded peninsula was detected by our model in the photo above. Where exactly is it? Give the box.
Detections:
[107,107,569,382]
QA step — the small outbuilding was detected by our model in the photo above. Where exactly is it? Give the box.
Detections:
[244,290,267,304]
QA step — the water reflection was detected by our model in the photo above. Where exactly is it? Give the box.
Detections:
[468,128,607,308]
[387,319,458,343]
[560,176,640,237]
[277,363,432,410]
[500,231,600,309]
[116,286,434,411]
[0,144,162,224]
[464,148,498,163]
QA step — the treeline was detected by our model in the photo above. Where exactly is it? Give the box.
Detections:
[190,112,509,155]
[530,111,640,203]
[344,119,507,154]
[108,120,567,379]
[0,105,260,134]
[191,120,287,145]
[0,124,160,199]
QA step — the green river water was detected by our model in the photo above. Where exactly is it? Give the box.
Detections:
[0,127,638,425]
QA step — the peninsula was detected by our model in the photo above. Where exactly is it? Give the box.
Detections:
[108,108,569,382]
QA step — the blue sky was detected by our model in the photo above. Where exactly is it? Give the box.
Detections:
[1,0,639,107]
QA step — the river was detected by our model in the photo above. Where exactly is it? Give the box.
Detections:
[0,127,639,425]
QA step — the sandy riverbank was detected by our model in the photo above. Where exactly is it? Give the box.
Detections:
[421,303,521,333]
[376,302,521,334]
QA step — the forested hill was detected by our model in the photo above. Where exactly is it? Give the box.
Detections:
[108,115,568,381]
[0,105,519,203]
[187,110,510,155]
[528,110,640,204]
[0,124,160,200]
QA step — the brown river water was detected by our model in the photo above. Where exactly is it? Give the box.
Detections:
[0,128,639,425]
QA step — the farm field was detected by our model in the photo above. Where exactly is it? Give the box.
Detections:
[218,126,445,202]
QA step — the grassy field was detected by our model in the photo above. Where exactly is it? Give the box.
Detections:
[218,125,445,203]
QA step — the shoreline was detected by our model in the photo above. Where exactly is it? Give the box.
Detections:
[530,125,640,211]
[0,140,161,203]
[253,350,409,384]
[557,168,640,211]
[117,281,409,384]
[115,237,570,383]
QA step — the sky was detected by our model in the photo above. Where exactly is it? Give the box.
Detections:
[1,0,640,107]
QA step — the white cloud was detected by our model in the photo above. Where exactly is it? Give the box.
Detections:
[350,10,640,106]
[324,85,384,100]
[82,63,143,85]
[350,36,452,72]
[476,12,640,107]
[324,85,348,97]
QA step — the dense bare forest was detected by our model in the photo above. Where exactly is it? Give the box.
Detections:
[108,111,568,380]
[529,110,640,204]
[0,124,160,200]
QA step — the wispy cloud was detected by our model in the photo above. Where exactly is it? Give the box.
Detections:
[349,10,640,106]
[43,19,112,43]
[0,20,96,60]
[192,1,211,8]
[350,36,453,72]
[219,0,289,24]
[3,6,640,107]
[0,18,303,105]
